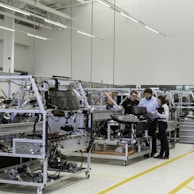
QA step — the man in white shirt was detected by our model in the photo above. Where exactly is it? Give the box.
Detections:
[138,88,158,157]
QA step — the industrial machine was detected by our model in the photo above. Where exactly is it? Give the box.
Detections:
[92,113,150,166]
[0,75,93,194]
[70,87,151,166]
[179,112,194,143]
[78,87,177,165]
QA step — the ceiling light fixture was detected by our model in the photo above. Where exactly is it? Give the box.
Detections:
[97,0,111,8]
[0,25,15,32]
[145,25,159,34]
[77,30,95,38]
[44,19,67,29]
[0,3,31,16]
[121,12,138,23]
[27,33,47,40]
[99,0,166,36]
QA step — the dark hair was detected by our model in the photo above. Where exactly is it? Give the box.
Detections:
[143,88,153,95]
[157,95,166,105]
[130,90,138,96]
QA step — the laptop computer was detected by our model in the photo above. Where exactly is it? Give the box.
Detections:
[133,106,147,115]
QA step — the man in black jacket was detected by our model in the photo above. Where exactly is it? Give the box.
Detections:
[120,90,139,115]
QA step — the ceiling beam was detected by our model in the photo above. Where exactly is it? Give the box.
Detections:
[18,0,72,20]
[0,10,53,30]
[56,0,93,10]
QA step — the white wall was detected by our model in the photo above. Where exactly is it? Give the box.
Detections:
[34,3,116,82]
[2,0,194,86]
[14,44,35,74]
[33,29,72,78]
[33,0,194,85]
[0,20,35,74]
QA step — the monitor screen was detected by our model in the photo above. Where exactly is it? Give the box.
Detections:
[133,106,147,115]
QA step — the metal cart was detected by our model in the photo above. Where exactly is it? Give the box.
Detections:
[0,75,92,194]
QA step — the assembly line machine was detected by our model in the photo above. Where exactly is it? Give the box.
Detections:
[72,87,178,165]
[0,75,93,194]
[0,74,190,193]
[69,87,152,166]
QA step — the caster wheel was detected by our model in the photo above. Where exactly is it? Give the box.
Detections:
[37,187,44,194]
[124,161,127,166]
[85,171,90,179]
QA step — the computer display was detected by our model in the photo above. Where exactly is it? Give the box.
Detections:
[133,106,147,115]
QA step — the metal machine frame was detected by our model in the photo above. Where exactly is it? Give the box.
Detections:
[0,75,92,194]
[72,87,151,165]
[91,121,151,166]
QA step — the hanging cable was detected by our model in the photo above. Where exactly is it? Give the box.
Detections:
[90,0,94,82]
[112,0,116,86]
[32,1,36,75]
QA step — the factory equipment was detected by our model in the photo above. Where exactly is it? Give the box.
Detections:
[166,90,194,120]
[179,112,194,143]
[91,113,150,166]
[0,75,93,194]
[69,88,151,165]
[77,87,178,165]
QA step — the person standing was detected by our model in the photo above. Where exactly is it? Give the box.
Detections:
[138,88,158,157]
[154,95,169,159]
[120,90,139,115]
[119,90,139,138]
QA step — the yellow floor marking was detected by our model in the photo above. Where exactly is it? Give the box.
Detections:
[98,150,194,194]
[186,185,194,192]
[168,176,194,194]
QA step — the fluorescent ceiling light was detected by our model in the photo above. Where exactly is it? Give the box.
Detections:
[27,33,47,40]
[44,19,67,29]
[145,25,159,34]
[0,3,31,16]
[0,25,15,32]
[121,12,138,23]
[97,0,111,8]
[77,30,95,38]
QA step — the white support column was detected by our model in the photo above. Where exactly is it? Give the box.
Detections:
[3,16,15,73]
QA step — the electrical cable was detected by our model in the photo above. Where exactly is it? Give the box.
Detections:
[9,80,31,88]
[48,169,61,179]
[32,114,40,139]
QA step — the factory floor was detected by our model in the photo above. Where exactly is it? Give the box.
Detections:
[0,143,194,194]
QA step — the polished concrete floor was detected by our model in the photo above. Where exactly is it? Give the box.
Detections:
[0,143,194,194]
